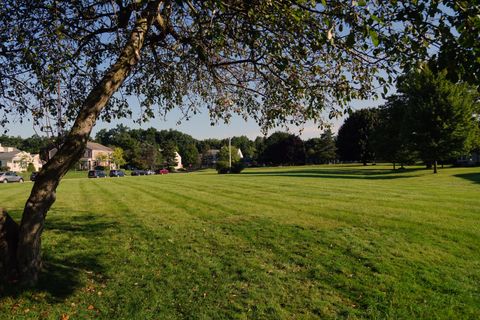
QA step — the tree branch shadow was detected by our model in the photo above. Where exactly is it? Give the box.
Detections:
[454,172,480,184]
[0,214,112,301]
[241,167,426,180]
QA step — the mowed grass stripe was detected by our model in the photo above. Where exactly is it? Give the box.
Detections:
[124,176,351,230]
[109,172,480,284]
[169,169,480,214]
[125,175,478,260]
[130,173,479,238]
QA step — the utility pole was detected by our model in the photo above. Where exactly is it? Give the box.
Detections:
[229,137,232,170]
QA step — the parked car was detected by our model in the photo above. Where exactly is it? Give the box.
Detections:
[109,170,125,177]
[0,171,24,183]
[131,169,146,176]
[88,170,107,178]
[155,168,169,175]
[145,170,155,175]
[30,171,39,181]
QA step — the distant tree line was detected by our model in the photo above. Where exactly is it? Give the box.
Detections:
[94,126,337,169]
[1,126,338,170]
[0,135,51,155]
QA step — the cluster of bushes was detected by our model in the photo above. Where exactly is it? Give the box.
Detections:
[215,161,245,174]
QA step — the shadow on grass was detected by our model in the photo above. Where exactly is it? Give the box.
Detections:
[241,167,425,180]
[46,212,116,236]
[0,214,111,301]
[455,172,480,184]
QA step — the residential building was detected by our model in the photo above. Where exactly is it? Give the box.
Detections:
[46,141,115,170]
[202,149,220,167]
[0,144,43,172]
[457,151,480,166]
[174,152,183,170]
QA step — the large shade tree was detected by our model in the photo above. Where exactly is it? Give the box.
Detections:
[0,0,476,286]
[397,67,480,173]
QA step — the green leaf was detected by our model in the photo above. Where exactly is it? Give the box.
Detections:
[371,14,383,24]
[370,30,379,47]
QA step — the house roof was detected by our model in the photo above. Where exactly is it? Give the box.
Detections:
[87,141,113,152]
[0,150,24,160]
[205,149,220,156]
[0,146,20,153]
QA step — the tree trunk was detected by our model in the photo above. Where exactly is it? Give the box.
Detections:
[0,208,19,283]
[10,1,162,287]
[433,160,438,174]
[393,162,396,170]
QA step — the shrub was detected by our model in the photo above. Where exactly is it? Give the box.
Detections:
[27,163,36,172]
[216,161,245,174]
[216,161,230,174]
[230,162,245,174]
[165,165,176,172]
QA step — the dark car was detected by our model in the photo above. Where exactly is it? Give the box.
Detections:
[155,168,169,175]
[131,169,146,176]
[0,171,24,183]
[30,171,39,181]
[88,170,107,178]
[109,170,125,177]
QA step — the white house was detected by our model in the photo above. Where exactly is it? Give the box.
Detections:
[0,144,17,153]
[237,149,244,159]
[174,152,183,170]
[0,144,43,172]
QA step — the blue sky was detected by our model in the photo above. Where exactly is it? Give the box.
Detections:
[3,98,383,140]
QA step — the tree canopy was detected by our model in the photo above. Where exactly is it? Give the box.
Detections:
[396,67,480,172]
[336,108,378,165]
[305,129,337,164]
[372,96,417,169]
[2,0,477,133]
[262,132,305,165]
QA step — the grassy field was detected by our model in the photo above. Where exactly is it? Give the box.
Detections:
[0,165,479,319]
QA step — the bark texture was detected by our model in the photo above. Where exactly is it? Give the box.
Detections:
[11,1,162,286]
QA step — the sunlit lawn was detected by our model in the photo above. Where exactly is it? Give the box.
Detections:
[1,164,479,319]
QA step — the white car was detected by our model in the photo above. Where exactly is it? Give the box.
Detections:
[0,171,24,183]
